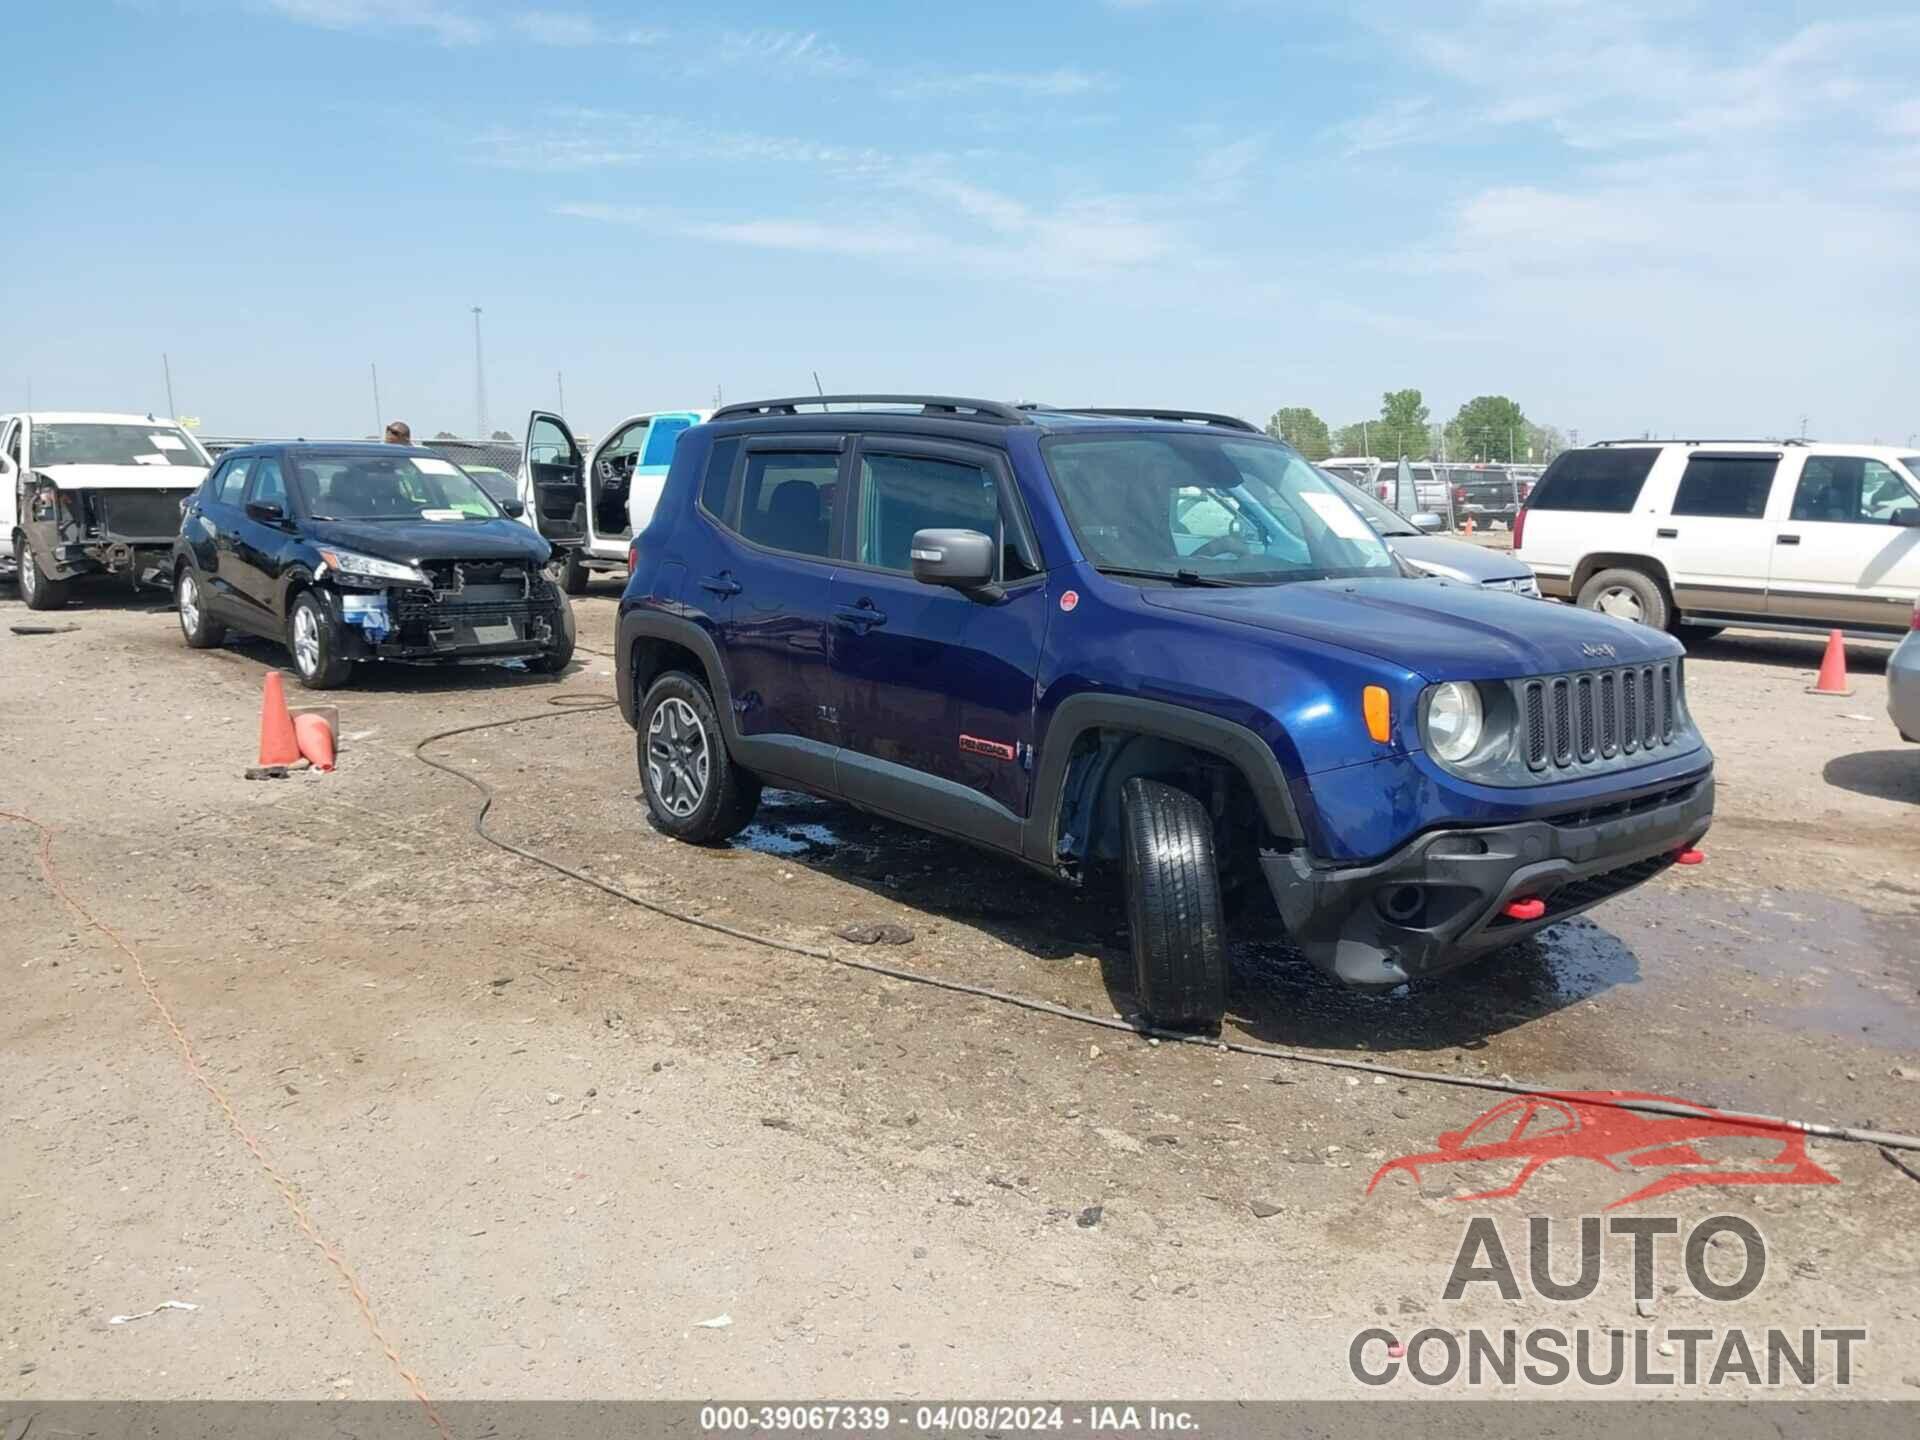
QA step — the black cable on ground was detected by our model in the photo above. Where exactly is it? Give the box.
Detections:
[415,700,1920,1157]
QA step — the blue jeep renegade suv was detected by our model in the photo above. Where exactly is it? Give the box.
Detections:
[615,397,1713,1030]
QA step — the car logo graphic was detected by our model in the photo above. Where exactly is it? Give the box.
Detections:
[1059,590,1080,613]
[1581,642,1617,658]
[1366,1092,1838,1210]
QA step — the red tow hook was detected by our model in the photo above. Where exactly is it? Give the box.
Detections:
[1503,897,1547,922]
[1674,847,1706,866]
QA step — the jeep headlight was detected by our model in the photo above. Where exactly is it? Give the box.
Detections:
[316,547,429,586]
[1425,682,1484,763]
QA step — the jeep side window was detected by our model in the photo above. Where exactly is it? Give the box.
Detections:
[1791,457,1920,526]
[737,451,837,558]
[856,453,998,575]
[1670,455,1777,518]
[699,438,740,519]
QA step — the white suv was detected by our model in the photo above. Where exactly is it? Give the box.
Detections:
[1516,440,1920,637]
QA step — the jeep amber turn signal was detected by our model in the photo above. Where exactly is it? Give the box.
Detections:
[1363,686,1391,743]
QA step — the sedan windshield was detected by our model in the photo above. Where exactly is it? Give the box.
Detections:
[289,453,505,521]
[1044,432,1398,584]
[32,423,207,468]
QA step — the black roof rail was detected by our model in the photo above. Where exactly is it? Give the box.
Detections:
[711,394,1030,425]
[1592,437,1810,448]
[1032,405,1261,433]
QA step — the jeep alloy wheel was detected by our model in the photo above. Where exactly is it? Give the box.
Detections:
[646,696,710,818]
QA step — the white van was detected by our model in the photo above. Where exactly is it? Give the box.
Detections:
[1516,440,1920,637]
[517,409,709,593]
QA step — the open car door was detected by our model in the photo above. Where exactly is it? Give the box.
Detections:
[521,410,586,547]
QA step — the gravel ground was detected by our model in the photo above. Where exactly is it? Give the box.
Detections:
[2,577,1916,1405]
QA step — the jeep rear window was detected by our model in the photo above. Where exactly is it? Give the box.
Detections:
[1527,448,1656,513]
[1043,433,1396,584]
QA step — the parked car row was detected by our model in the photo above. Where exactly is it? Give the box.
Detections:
[7,396,1724,1034]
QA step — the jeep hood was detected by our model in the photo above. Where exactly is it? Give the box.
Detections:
[1137,576,1678,681]
[306,517,549,566]
[37,463,205,492]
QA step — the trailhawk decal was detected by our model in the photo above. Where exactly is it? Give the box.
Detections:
[958,734,1018,762]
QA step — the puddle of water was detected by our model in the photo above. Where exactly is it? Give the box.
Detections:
[734,822,842,857]
[1600,884,1920,1051]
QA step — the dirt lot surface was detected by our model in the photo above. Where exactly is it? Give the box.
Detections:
[3,580,1918,1406]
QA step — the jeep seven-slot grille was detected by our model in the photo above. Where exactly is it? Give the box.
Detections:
[1520,660,1685,773]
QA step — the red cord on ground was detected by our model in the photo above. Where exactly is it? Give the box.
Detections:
[0,809,452,1440]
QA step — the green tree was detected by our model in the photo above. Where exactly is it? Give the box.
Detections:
[1448,395,1530,462]
[1331,422,1371,456]
[1377,388,1432,460]
[1265,406,1331,459]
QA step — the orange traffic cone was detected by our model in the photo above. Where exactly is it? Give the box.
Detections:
[293,712,336,772]
[1807,629,1853,697]
[258,671,300,765]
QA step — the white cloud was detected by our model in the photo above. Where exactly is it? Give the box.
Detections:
[713,28,864,78]
[511,11,661,47]
[265,0,486,45]
[887,67,1111,100]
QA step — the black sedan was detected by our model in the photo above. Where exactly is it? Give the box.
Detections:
[172,443,575,688]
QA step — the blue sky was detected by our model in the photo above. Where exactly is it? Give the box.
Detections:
[5,0,1918,444]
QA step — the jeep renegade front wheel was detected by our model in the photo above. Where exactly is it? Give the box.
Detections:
[1121,777,1228,1033]
[638,671,761,844]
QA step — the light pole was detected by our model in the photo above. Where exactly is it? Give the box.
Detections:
[471,306,488,438]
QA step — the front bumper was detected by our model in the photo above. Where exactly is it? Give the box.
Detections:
[1261,770,1713,989]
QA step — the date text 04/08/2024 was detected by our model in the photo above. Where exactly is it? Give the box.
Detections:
[698,1404,1200,1433]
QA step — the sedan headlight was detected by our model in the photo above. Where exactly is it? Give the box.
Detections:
[1425,681,1485,763]
[315,548,429,586]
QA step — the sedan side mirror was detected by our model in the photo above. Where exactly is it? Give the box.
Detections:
[499,498,526,519]
[1411,511,1445,533]
[910,528,996,593]
[246,500,286,524]
[1890,508,1920,528]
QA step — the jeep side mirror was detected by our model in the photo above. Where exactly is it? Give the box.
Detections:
[910,528,995,592]
[246,500,286,524]
[1411,511,1445,533]
[499,498,526,519]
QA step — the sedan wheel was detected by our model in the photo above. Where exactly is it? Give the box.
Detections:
[291,602,322,677]
[178,573,200,635]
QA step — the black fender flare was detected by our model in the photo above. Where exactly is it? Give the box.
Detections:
[1022,694,1304,867]
[615,608,737,733]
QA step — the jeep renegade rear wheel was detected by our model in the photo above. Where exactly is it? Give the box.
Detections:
[638,671,761,844]
[1122,777,1228,1033]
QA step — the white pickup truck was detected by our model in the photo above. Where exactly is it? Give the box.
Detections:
[3,411,213,609]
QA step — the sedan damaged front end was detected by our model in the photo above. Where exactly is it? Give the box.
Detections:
[316,551,573,663]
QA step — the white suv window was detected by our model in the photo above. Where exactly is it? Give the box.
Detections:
[1670,455,1776,518]
[1790,457,1919,526]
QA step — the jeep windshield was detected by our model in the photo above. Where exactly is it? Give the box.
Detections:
[289,453,505,521]
[31,423,207,468]
[1044,432,1399,584]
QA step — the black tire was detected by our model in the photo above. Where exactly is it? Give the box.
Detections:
[286,590,354,690]
[1576,566,1668,630]
[16,536,70,611]
[175,565,227,649]
[1676,623,1724,645]
[637,671,760,844]
[1121,777,1228,1033]
[526,593,577,674]
[556,548,590,596]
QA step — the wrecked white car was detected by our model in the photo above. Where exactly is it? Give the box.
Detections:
[2,411,212,609]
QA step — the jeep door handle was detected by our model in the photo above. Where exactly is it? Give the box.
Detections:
[1776,534,1801,546]
[833,604,887,631]
[699,574,742,597]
